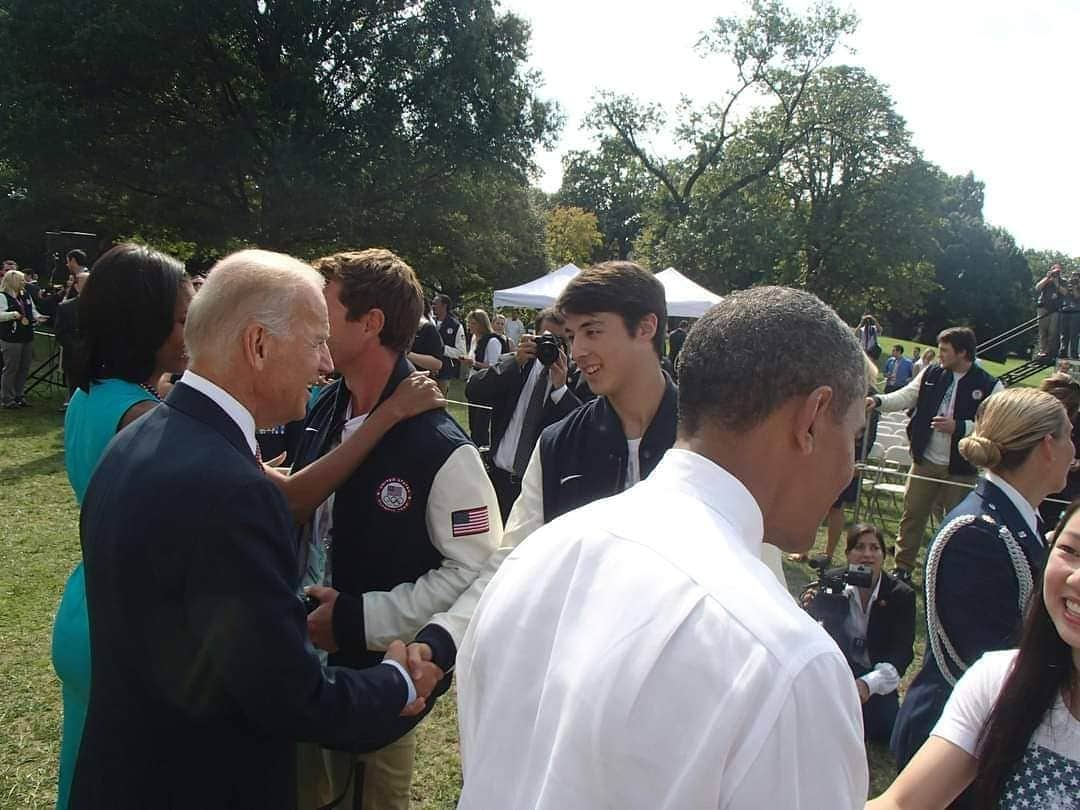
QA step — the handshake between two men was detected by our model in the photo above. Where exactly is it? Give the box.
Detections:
[305,584,445,717]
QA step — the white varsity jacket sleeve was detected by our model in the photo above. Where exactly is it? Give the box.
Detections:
[428,441,546,647]
[361,443,502,650]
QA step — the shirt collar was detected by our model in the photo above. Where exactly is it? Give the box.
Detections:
[985,470,1040,538]
[845,570,883,607]
[647,449,765,557]
[180,371,258,457]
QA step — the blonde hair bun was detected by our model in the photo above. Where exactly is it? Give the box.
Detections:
[959,434,1002,469]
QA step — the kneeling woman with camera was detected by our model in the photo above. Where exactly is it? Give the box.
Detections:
[811,524,916,742]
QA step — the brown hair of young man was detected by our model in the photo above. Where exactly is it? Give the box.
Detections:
[311,249,423,353]
[557,261,667,357]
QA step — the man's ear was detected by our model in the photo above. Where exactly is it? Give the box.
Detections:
[363,308,386,339]
[794,385,835,454]
[637,312,658,343]
[241,322,269,371]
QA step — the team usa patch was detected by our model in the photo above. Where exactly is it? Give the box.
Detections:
[376,477,412,512]
[451,506,489,537]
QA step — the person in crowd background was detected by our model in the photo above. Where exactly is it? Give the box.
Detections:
[65,249,90,279]
[1038,371,1080,531]
[431,293,466,395]
[806,524,915,744]
[1036,263,1066,359]
[667,318,688,371]
[54,270,90,409]
[71,249,444,810]
[408,298,445,375]
[870,500,1080,810]
[1,269,44,408]
[462,308,506,447]
[884,344,914,392]
[491,313,509,348]
[890,388,1073,807]
[857,314,882,362]
[457,286,870,809]
[292,250,500,810]
[868,327,1002,580]
[464,307,581,519]
[912,347,936,376]
[503,308,524,348]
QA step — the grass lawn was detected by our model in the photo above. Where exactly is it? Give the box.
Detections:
[0,361,957,807]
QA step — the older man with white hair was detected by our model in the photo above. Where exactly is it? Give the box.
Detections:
[71,250,443,810]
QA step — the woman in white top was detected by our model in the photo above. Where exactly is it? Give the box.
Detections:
[868,498,1080,809]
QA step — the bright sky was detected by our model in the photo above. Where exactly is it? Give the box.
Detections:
[503,0,1080,256]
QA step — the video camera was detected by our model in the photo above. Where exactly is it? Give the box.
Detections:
[534,331,565,367]
[802,556,873,640]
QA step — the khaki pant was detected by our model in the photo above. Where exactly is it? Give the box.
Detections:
[895,460,976,571]
[297,729,417,810]
[1039,307,1060,356]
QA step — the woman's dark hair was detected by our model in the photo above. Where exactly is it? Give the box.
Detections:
[845,523,886,556]
[971,499,1080,808]
[72,243,187,392]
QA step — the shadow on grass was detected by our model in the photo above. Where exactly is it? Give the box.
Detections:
[0,450,66,482]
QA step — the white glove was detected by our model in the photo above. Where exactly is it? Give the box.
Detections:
[859,662,900,696]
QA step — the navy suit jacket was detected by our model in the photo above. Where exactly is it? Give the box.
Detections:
[72,382,421,810]
[891,478,1046,772]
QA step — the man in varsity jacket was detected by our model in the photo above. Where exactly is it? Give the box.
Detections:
[294,250,501,810]
[425,261,786,652]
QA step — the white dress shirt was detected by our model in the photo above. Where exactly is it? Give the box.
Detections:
[491,359,566,473]
[180,371,258,457]
[456,449,867,810]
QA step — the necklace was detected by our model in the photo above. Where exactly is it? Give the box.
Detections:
[139,382,162,401]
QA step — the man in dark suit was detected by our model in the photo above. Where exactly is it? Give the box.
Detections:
[465,307,582,519]
[73,250,441,810]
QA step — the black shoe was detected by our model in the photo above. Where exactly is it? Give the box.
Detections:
[893,568,913,584]
[1,402,18,410]
[15,397,29,408]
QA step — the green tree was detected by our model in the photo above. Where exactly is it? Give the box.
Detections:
[545,206,602,268]
[0,0,558,284]
[586,0,856,219]
[556,137,655,260]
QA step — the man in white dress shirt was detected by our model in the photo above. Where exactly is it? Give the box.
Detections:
[456,286,870,810]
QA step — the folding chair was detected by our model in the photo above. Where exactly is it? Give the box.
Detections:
[868,444,911,532]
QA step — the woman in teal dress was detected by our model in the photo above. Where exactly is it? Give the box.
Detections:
[52,244,192,810]
[52,244,444,808]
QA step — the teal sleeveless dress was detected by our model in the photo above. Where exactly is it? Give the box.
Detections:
[52,379,157,809]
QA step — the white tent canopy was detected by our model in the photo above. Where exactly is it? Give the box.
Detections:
[492,263,722,318]
[656,267,723,318]
[492,263,581,309]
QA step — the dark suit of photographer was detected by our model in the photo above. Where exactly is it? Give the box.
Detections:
[812,526,915,743]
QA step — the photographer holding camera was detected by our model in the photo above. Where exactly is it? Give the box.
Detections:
[804,523,915,742]
[1036,263,1067,359]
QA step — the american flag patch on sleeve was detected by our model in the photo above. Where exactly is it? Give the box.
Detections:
[451,506,489,537]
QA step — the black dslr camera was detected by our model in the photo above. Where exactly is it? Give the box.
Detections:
[534,331,564,367]
[802,556,873,640]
